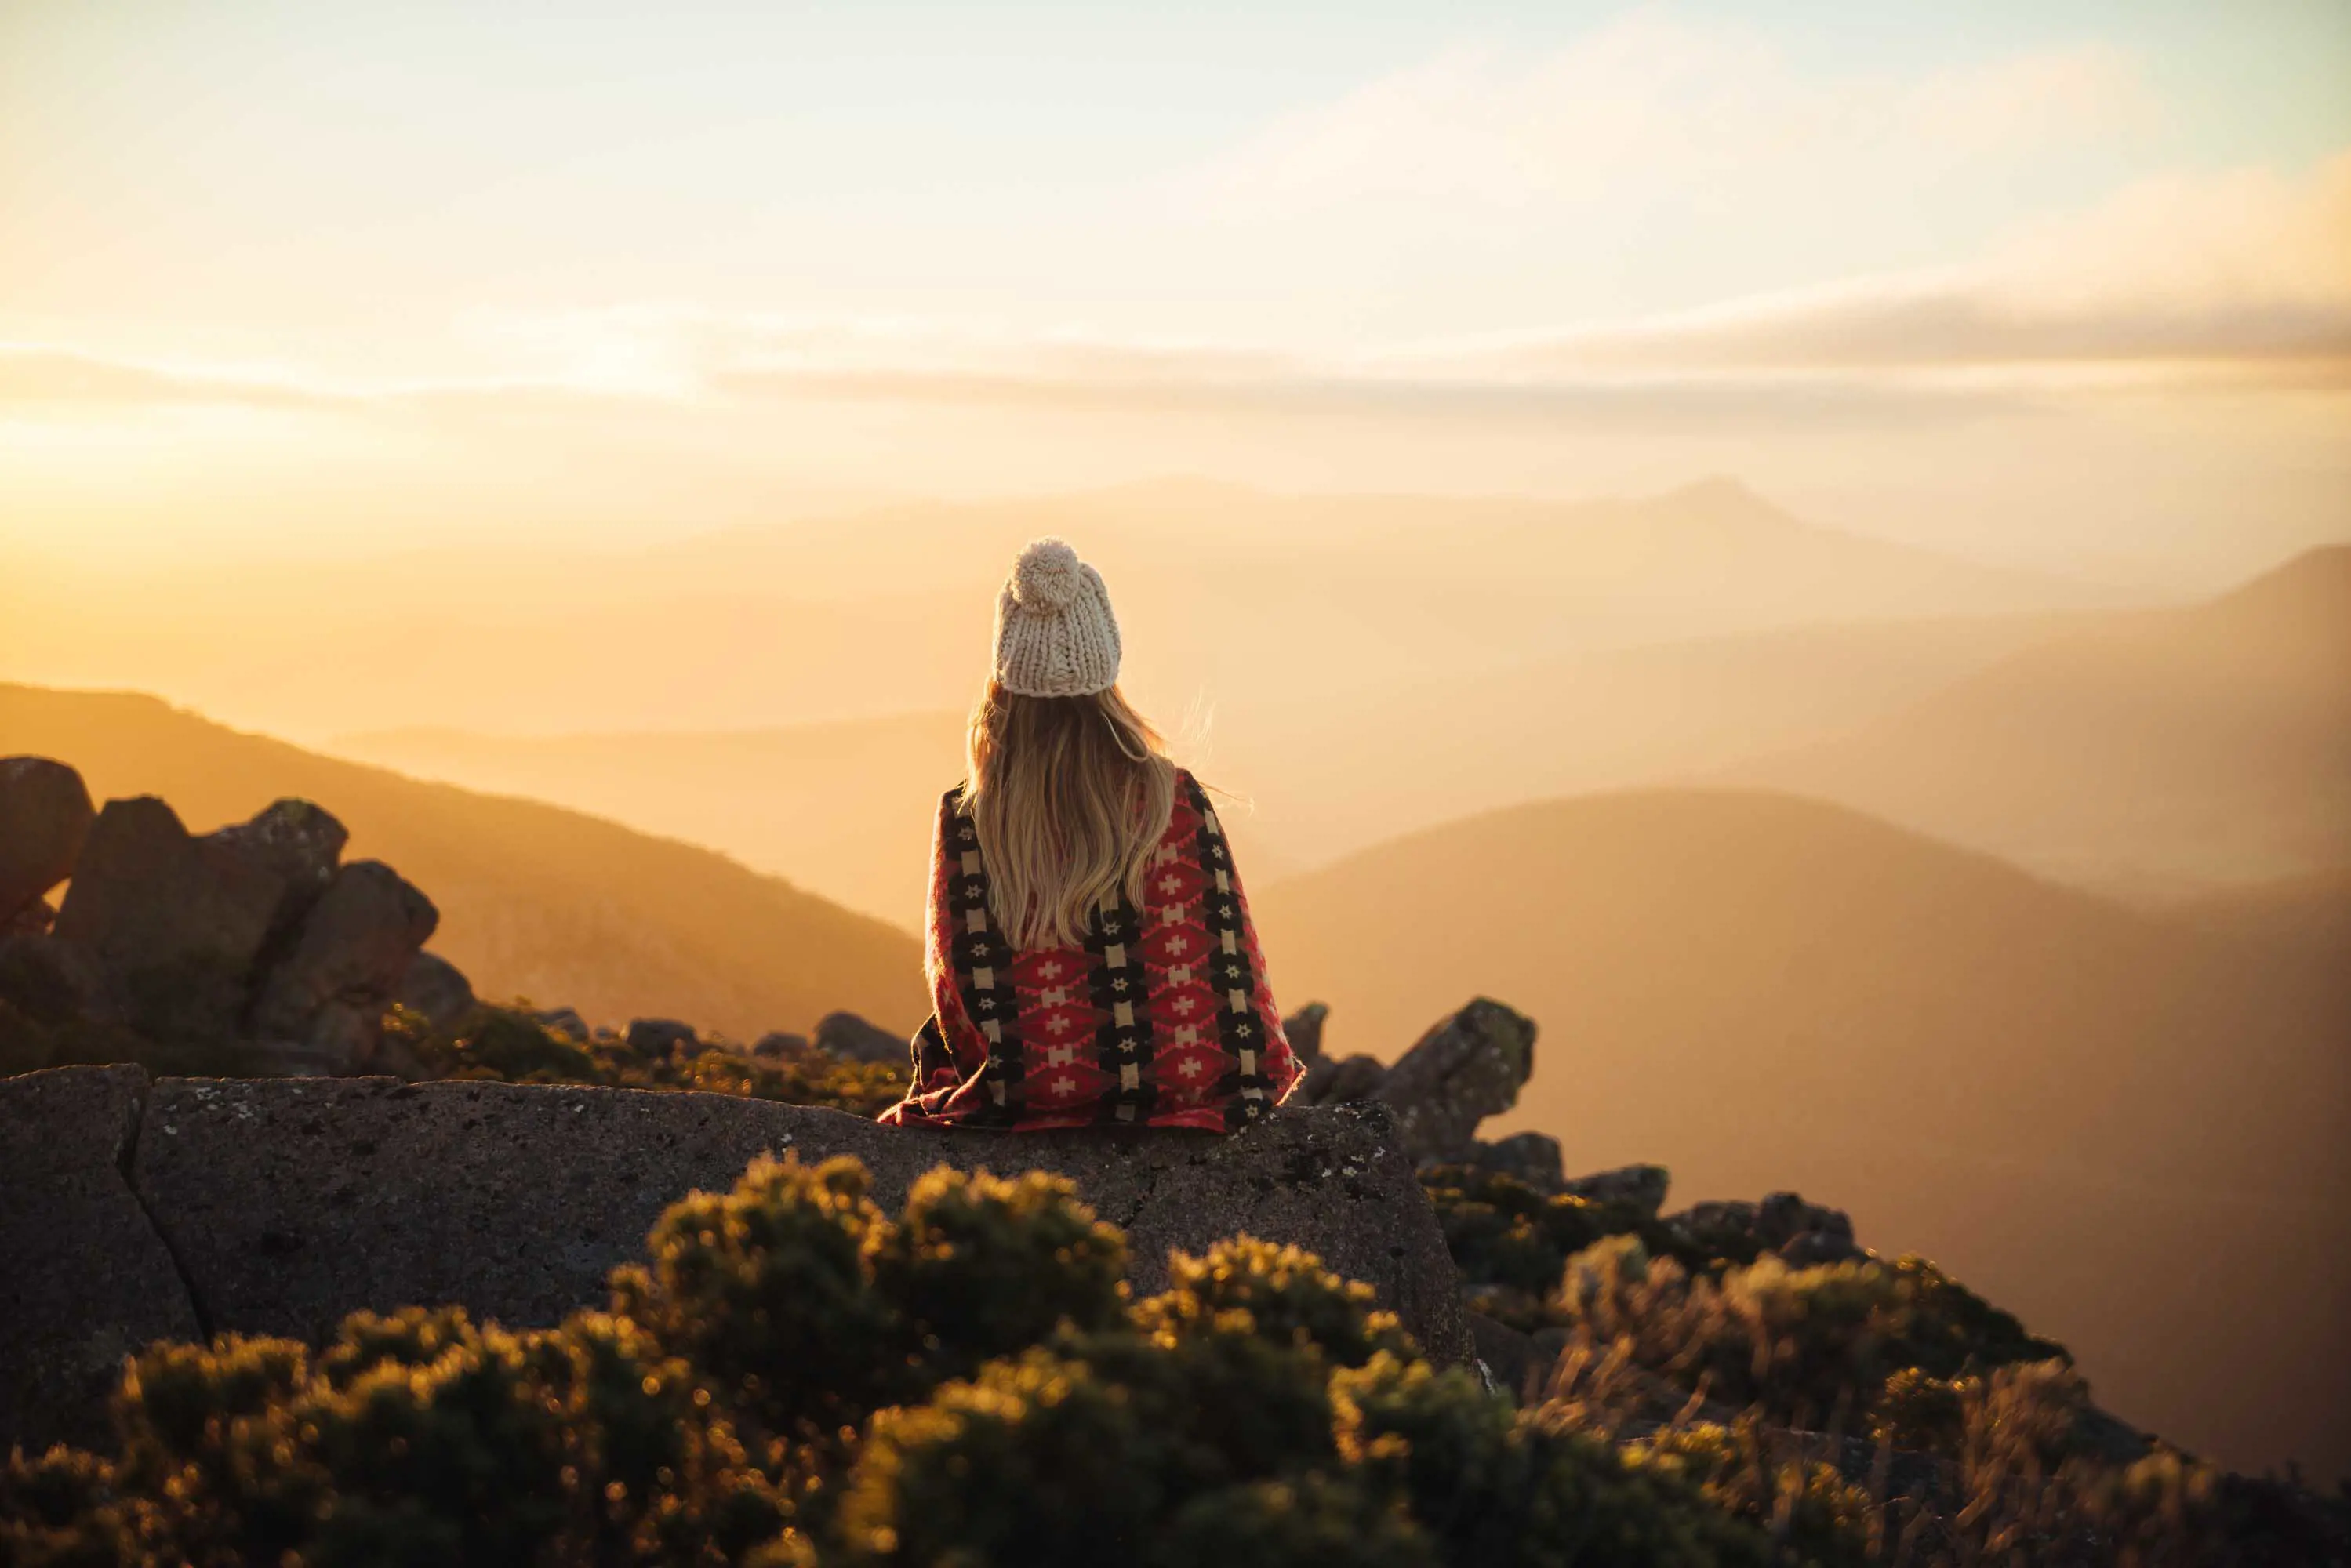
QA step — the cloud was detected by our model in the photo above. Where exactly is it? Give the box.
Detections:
[0,347,347,410]
[1395,151,2351,388]
[1181,16,2154,216]
[6,147,2345,434]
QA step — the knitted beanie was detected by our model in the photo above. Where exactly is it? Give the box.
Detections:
[992,538,1122,698]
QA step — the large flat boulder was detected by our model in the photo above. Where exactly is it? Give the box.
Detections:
[131,1076,1470,1365]
[0,1065,202,1454]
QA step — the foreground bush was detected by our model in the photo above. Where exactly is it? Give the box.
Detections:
[2,1155,1782,1567]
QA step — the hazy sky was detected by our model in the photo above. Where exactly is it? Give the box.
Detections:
[4,1,2347,581]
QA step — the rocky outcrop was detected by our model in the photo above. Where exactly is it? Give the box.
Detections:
[0,1065,202,1454]
[624,1017,697,1056]
[1463,1130,1568,1192]
[0,766,445,1078]
[1371,998,1538,1163]
[813,1009,904,1065]
[1,1065,1470,1451]
[535,1005,595,1041]
[1285,998,1538,1167]
[248,862,440,1074]
[0,757,94,922]
[1281,1001,1328,1063]
[1561,1162,1673,1217]
[393,950,474,1032]
[1662,1192,1861,1265]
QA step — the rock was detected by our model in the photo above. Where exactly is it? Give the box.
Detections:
[1664,1199,1758,1260]
[52,797,347,1044]
[248,862,439,1075]
[1660,1192,1859,1265]
[0,1065,202,1454]
[1757,1191,1860,1263]
[625,1017,697,1057]
[1371,998,1537,1163]
[1561,1163,1672,1218]
[393,951,475,1033]
[1298,1052,1387,1105]
[1755,1191,1854,1248]
[125,1078,1471,1371]
[4,896,55,939]
[812,1009,903,1065]
[1282,1001,1329,1063]
[1779,1231,1862,1266]
[536,1006,594,1042]
[752,1030,810,1058]
[0,757,95,922]
[1466,1310,1540,1403]
[0,935,123,1076]
[0,931,106,1026]
[1463,1131,1567,1191]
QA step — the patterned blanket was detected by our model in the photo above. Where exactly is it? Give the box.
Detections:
[879,770,1301,1131]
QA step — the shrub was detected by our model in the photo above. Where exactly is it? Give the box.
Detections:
[1543,1235,2074,1441]
[396,1004,908,1116]
[3,1153,1800,1568]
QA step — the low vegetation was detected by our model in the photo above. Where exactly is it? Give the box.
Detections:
[1421,1163,2349,1565]
[387,1004,908,1119]
[2,1154,1782,1567]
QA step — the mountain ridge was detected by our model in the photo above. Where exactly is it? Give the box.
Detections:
[0,683,928,1040]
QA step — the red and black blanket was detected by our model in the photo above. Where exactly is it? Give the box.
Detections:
[878,770,1302,1132]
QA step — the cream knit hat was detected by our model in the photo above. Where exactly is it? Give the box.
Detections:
[992,538,1122,698]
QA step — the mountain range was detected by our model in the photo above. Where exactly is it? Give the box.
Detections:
[1249,788,2351,1478]
[0,684,928,1040]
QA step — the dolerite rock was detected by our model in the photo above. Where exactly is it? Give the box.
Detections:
[0,757,94,922]
[393,951,474,1033]
[813,1009,904,1065]
[1372,997,1538,1163]
[127,1077,1471,1368]
[0,1065,202,1454]
[0,933,116,1074]
[1466,1310,1541,1402]
[1757,1192,1860,1263]
[1662,1192,1860,1265]
[1463,1131,1567,1192]
[1282,1001,1329,1063]
[536,1006,594,1042]
[1561,1163,1672,1218]
[1297,1052,1387,1105]
[625,1017,697,1057]
[52,797,347,1044]
[3,896,56,938]
[247,862,439,1075]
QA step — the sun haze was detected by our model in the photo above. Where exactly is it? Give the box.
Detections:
[3,0,2349,1492]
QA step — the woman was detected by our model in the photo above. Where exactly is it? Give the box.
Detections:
[881,538,1302,1132]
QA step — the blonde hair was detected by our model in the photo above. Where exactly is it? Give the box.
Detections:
[960,678,1177,950]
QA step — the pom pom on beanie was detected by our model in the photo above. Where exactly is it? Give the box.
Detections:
[992,537,1122,697]
[1009,538,1085,611]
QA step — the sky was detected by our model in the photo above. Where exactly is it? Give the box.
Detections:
[2,0,2348,583]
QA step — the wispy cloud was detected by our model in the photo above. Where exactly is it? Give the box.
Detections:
[1181,17,2156,216]
[6,146,2346,426]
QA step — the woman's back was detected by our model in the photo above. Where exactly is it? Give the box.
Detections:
[878,541,1299,1131]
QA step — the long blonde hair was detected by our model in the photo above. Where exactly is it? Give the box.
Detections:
[960,677,1177,950]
